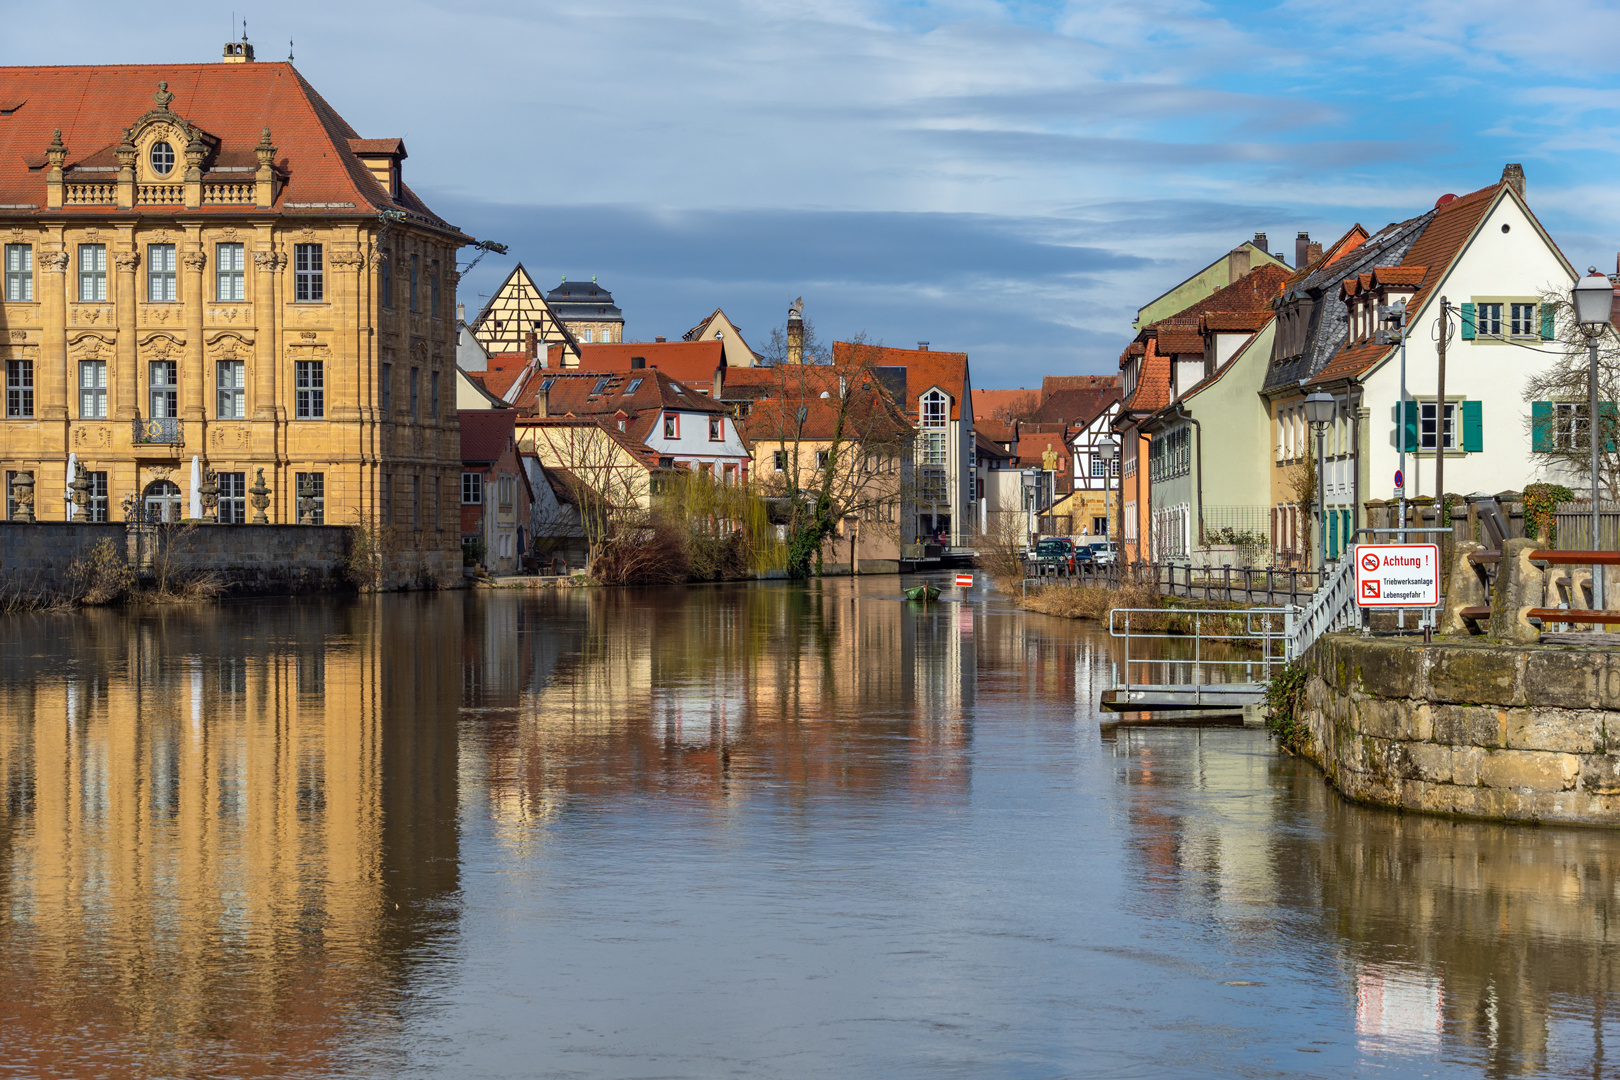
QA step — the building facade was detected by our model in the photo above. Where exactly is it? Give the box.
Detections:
[544,279,623,344]
[0,47,469,576]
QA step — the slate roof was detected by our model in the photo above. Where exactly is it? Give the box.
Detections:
[1262,214,1433,394]
[0,62,459,231]
[544,280,624,323]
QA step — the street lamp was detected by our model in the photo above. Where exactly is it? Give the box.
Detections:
[1573,268,1613,610]
[1304,391,1337,571]
[1383,300,1409,528]
[1098,438,1120,563]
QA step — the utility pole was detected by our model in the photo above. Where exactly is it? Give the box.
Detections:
[1435,297,1449,528]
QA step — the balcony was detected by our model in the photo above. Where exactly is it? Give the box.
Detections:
[132,416,184,447]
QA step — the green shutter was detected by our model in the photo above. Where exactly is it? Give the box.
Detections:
[1460,302,1476,340]
[1540,304,1555,340]
[1401,400,1418,453]
[1531,401,1555,452]
[1461,399,1483,452]
[1603,402,1619,454]
[1329,510,1338,559]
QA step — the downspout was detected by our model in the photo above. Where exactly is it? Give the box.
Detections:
[1178,404,1205,549]
[1347,378,1362,543]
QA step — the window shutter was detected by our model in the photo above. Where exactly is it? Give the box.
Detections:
[1401,400,1418,452]
[1603,401,1619,454]
[1540,304,1555,340]
[1461,399,1483,452]
[1460,302,1476,340]
[1531,401,1555,452]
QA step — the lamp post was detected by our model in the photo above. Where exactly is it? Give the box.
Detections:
[1383,300,1409,530]
[1098,438,1119,564]
[1572,268,1612,611]
[1304,391,1337,571]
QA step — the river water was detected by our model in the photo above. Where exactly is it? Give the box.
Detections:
[2,577,1618,1078]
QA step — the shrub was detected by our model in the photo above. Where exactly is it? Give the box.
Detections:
[1263,660,1311,753]
[67,539,135,606]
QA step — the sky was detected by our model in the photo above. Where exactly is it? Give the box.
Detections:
[9,1,1620,387]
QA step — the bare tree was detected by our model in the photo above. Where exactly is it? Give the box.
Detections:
[1522,288,1620,501]
[745,334,915,577]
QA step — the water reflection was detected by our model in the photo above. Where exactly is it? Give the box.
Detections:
[5,583,1620,1076]
[0,599,462,1077]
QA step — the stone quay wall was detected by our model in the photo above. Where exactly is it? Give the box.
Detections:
[1301,634,1620,825]
[0,521,353,595]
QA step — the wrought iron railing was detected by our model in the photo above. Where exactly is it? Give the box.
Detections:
[132,416,184,445]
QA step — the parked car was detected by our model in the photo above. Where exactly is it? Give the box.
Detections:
[1081,539,1117,566]
[1032,537,1077,573]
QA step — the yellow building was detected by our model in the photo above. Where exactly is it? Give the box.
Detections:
[0,43,470,576]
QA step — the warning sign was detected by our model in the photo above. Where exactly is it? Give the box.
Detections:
[1354,544,1440,608]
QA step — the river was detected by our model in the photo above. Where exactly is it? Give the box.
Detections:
[1,577,1617,1078]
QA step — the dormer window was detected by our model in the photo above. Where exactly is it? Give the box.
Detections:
[149,141,175,176]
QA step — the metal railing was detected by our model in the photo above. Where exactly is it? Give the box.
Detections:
[1108,606,1294,702]
[132,416,184,445]
[1024,557,1326,606]
[1285,555,1356,658]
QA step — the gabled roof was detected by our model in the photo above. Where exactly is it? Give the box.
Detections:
[515,415,671,471]
[1029,386,1121,427]
[975,431,1014,460]
[1306,180,1551,389]
[507,367,727,418]
[832,343,970,421]
[683,307,764,362]
[0,62,459,230]
[458,408,516,464]
[469,263,582,360]
[971,388,1041,422]
[740,387,911,445]
[576,341,725,385]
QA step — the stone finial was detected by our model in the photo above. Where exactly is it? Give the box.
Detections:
[116,128,137,169]
[199,466,219,522]
[46,129,66,169]
[249,468,271,524]
[70,463,91,513]
[153,80,174,109]
[10,470,34,522]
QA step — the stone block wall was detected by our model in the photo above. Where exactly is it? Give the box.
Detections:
[1302,634,1620,825]
[0,521,356,595]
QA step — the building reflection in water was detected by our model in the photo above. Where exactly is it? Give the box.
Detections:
[1108,724,1620,1078]
[0,597,463,1077]
[459,579,979,829]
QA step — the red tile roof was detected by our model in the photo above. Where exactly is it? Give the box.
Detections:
[516,416,669,471]
[1042,374,1118,393]
[740,388,910,444]
[1370,265,1428,288]
[1155,328,1204,355]
[1200,311,1271,332]
[833,342,970,421]
[0,62,457,230]
[508,367,727,418]
[458,409,516,463]
[576,341,726,385]
[972,388,1041,422]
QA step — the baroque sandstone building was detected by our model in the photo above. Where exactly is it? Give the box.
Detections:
[0,41,469,574]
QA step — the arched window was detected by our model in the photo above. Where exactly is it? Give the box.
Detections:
[920,389,947,429]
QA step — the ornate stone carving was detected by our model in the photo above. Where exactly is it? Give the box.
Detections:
[296,226,316,243]
[46,130,66,170]
[73,426,113,449]
[116,129,137,170]
[409,338,428,363]
[300,331,318,342]
[69,334,115,362]
[140,334,183,362]
[148,230,173,245]
[206,333,251,362]
[8,330,24,341]
[70,464,92,514]
[113,250,141,273]
[10,471,33,522]
[252,250,285,271]
[212,426,249,450]
[153,81,174,108]
[148,465,174,483]
[329,249,364,270]
[207,306,249,324]
[181,249,207,272]
[220,227,238,242]
[140,306,180,326]
[249,468,271,524]
[7,227,24,243]
[84,227,100,243]
[38,249,68,273]
[71,307,111,325]
[256,130,276,169]
[199,467,219,522]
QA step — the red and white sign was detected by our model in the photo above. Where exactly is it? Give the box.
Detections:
[955,573,974,587]
[1354,544,1440,607]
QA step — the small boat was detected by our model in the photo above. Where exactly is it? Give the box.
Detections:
[905,583,941,603]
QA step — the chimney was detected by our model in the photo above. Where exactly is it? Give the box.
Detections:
[1307,241,1323,265]
[786,296,804,365]
[1252,232,1268,254]
[1295,231,1311,269]
[457,302,466,323]
[536,387,549,418]
[1502,163,1526,199]
[712,367,724,401]
[525,331,537,360]
[654,335,666,342]
[917,341,929,351]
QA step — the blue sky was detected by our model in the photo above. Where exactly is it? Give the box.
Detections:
[10,0,1620,387]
